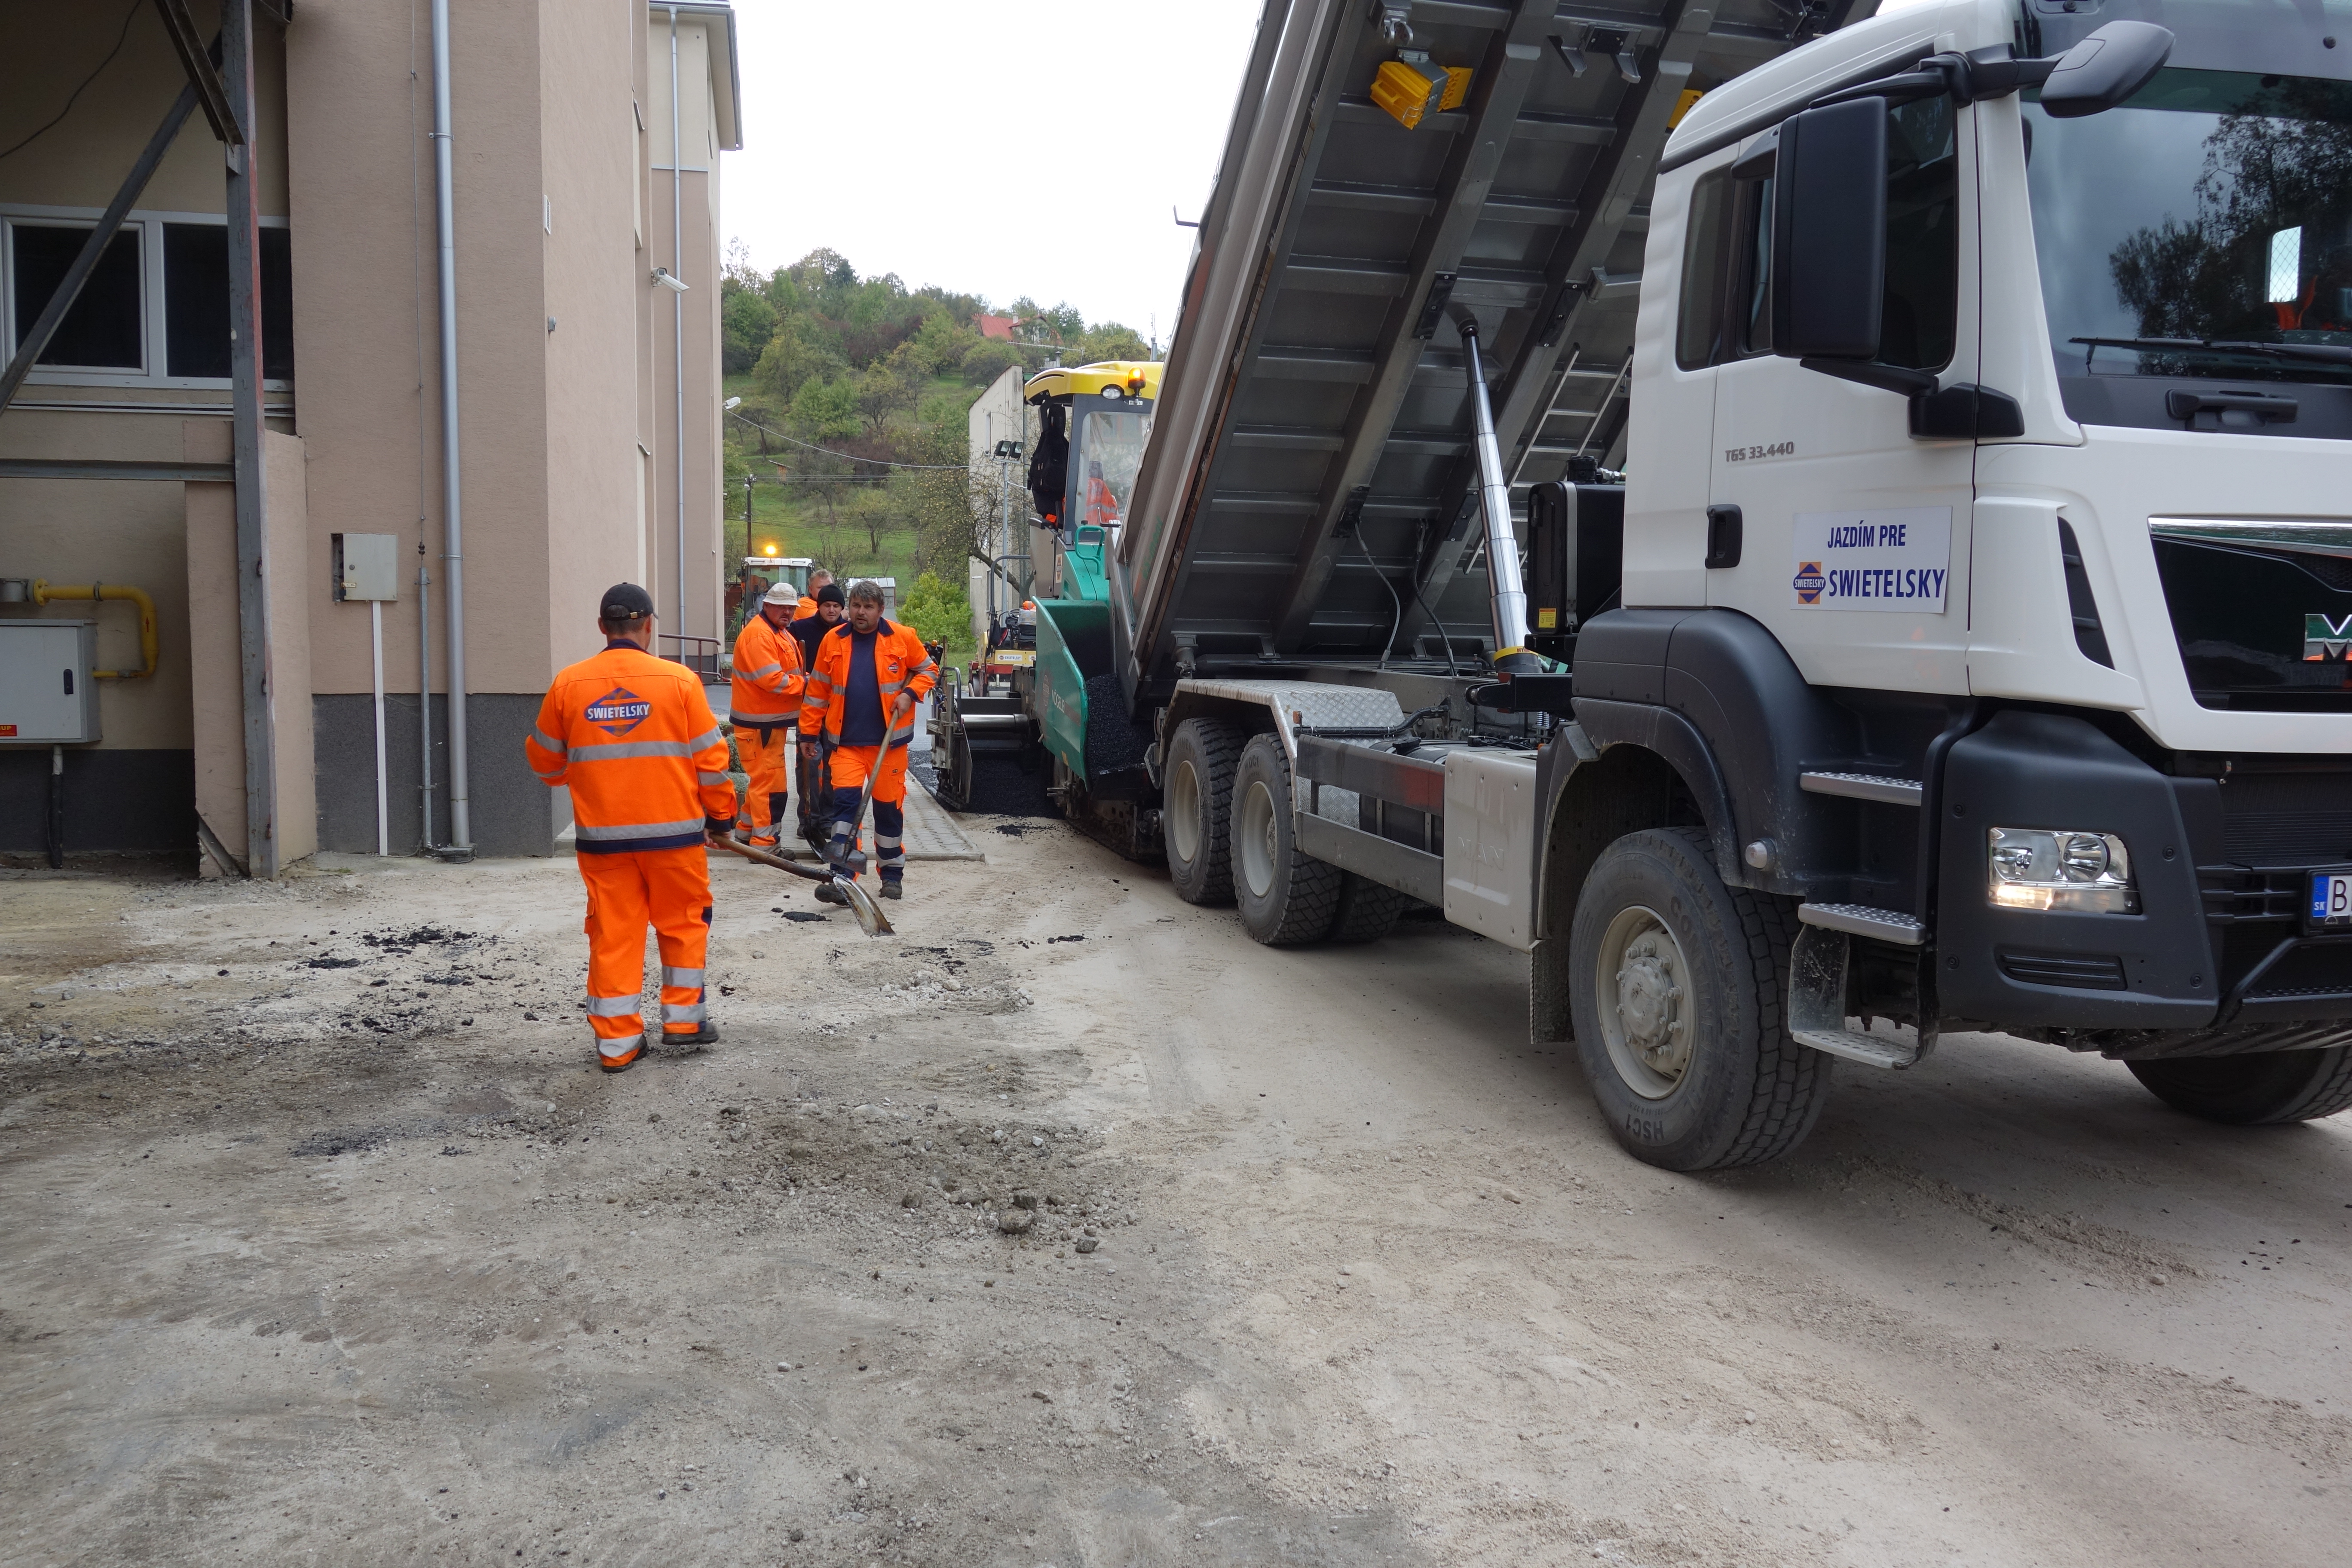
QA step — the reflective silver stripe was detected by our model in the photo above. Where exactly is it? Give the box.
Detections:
[686,726,723,752]
[698,771,729,787]
[598,1032,645,1061]
[747,662,783,679]
[531,728,567,754]
[662,966,704,987]
[570,739,694,762]
[662,1001,707,1023]
[585,994,640,1017]
[576,817,707,840]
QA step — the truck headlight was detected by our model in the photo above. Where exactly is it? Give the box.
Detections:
[1987,827,2138,913]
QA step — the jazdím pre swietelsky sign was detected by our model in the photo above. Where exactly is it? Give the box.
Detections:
[1790,508,1952,612]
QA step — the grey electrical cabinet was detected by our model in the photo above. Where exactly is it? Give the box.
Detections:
[0,620,100,744]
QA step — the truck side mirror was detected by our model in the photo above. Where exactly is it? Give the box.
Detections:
[2037,21,2172,118]
[1769,98,1887,363]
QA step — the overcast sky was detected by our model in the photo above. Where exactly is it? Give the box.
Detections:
[720,0,1265,339]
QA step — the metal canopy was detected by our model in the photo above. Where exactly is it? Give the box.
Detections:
[1123,0,1874,682]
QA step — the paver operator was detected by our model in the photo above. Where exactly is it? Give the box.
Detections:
[729,581,805,850]
[801,579,936,903]
[790,581,846,848]
[525,583,733,1074]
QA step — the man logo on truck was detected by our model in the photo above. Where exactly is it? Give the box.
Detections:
[2305,612,2352,662]
[1792,562,1827,605]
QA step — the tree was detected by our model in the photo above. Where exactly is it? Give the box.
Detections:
[854,340,927,437]
[1077,321,1151,364]
[790,375,860,441]
[720,285,777,376]
[960,338,1024,385]
[897,570,974,651]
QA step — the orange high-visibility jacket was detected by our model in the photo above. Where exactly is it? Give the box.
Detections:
[729,611,804,725]
[800,618,937,750]
[526,643,734,852]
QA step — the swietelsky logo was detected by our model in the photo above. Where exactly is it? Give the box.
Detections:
[585,687,652,735]
[1792,560,1826,605]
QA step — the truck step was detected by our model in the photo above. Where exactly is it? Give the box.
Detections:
[1799,771,1923,806]
[1797,903,1926,946]
[1790,1023,1922,1071]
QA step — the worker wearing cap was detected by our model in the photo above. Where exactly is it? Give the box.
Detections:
[801,579,935,901]
[794,567,834,623]
[729,582,805,850]
[790,582,847,848]
[525,583,735,1073]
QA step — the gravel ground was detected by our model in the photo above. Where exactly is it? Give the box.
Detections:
[1,831,2348,1567]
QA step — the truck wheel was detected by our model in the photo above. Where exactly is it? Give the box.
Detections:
[1568,827,1831,1170]
[1327,872,1405,943]
[2125,1048,2352,1124]
[1163,718,1240,904]
[1231,735,1342,945]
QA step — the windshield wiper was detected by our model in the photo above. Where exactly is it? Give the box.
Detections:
[2070,336,2352,366]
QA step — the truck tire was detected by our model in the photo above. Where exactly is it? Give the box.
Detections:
[2125,1047,2352,1124]
[1568,827,1831,1170]
[1163,717,1240,904]
[1327,872,1405,943]
[1231,734,1342,945]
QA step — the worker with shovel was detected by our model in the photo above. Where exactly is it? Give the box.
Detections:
[801,579,936,902]
[525,584,735,1073]
[729,581,805,850]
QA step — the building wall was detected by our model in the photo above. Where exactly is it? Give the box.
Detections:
[0,2,739,862]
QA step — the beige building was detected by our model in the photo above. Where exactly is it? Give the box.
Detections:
[0,0,741,865]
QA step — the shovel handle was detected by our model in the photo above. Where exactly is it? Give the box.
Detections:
[712,833,831,882]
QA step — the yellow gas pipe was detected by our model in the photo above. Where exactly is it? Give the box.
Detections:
[30,580,158,679]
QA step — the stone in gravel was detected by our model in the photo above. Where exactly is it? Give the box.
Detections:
[998,1208,1034,1235]
[1013,1191,1039,1210]
[1074,1236,1099,1254]
[902,1193,922,1208]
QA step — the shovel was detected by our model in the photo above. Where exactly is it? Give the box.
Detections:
[713,834,893,938]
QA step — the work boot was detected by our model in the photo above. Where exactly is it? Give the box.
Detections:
[664,1024,720,1048]
[814,881,850,906]
[880,882,903,901]
[598,1041,644,1075]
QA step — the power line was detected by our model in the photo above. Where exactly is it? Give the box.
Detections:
[726,410,965,471]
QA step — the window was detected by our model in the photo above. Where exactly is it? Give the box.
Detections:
[162,224,294,380]
[10,221,142,369]
[1,207,293,389]
[1693,95,1961,372]
[1675,169,1734,369]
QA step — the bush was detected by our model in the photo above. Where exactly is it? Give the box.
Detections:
[897,570,973,649]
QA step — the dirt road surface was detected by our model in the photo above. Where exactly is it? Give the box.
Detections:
[3,826,2348,1567]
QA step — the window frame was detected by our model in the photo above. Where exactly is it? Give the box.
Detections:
[0,202,293,392]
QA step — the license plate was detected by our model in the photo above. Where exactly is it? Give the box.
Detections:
[2312,871,2352,927]
[989,650,1035,668]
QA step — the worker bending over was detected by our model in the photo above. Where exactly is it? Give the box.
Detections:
[790,581,846,848]
[525,584,735,1073]
[729,581,805,849]
[801,579,936,902]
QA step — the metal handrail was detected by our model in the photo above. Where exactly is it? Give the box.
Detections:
[657,632,723,680]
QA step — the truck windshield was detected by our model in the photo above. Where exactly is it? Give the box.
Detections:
[1071,401,1154,528]
[2024,67,2352,386]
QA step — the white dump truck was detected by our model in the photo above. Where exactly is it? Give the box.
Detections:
[952,0,2352,1168]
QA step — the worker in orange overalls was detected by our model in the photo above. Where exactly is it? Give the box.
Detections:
[793,566,833,622]
[800,579,937,902]
[729,581,805,849]
[525,583,735,1073]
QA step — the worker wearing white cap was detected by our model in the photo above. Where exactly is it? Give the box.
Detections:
[728,582,805,849]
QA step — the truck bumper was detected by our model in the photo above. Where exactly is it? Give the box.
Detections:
[1936,710,2352,1039]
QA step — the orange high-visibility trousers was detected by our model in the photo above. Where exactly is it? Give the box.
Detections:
[827,743,909,882]
[579,845,711,1067]
[735,722,791,847]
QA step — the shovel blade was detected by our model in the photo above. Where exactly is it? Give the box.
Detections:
[838,876,894,937]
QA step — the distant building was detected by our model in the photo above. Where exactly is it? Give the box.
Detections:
[0,2,744,866]
[965,364,1030,648]
[974,312,1018,342]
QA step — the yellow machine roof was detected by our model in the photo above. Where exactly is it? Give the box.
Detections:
[1024,361,1162,404]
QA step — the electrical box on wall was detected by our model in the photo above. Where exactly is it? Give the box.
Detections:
[0,621,100,744]
[333,533,401,601]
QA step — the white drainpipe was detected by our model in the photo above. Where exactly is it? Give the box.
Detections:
[430,0,471,854]
[669,6,686,640]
